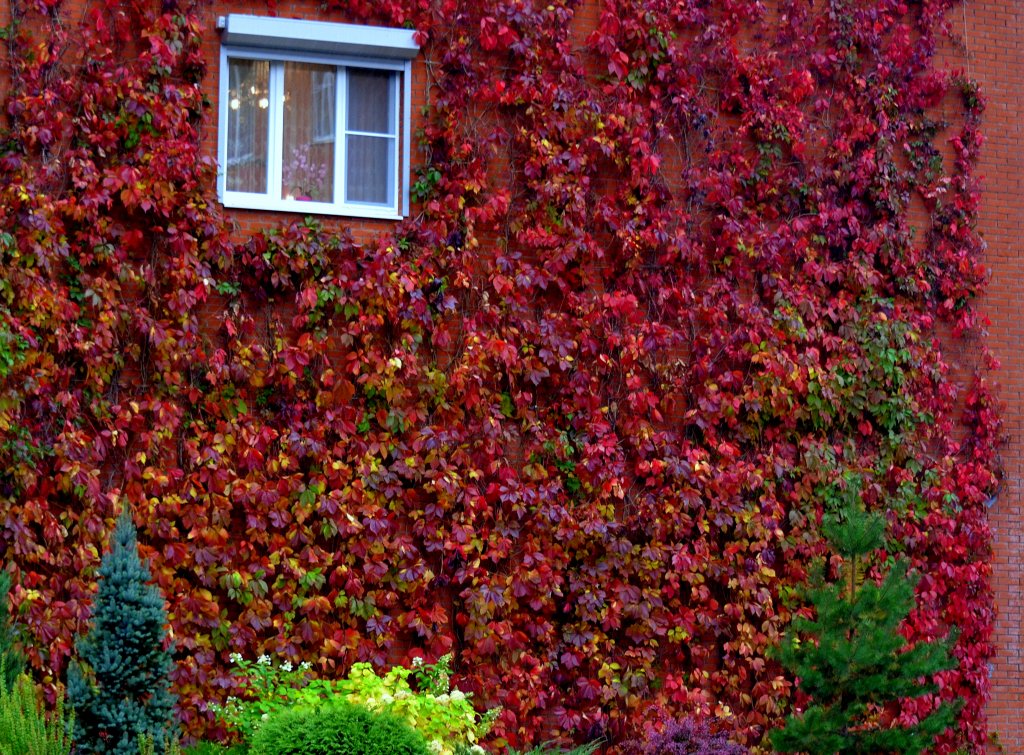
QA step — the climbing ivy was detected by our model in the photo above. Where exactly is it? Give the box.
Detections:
[0,0,998,752]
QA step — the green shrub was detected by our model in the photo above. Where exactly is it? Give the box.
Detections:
[138,733,183,755]
[214,655,314,742]
[0,671,73,755]
[249,701,428,755]
[770,505,960,754]
[220,653,495,754]
[67,513,178,755]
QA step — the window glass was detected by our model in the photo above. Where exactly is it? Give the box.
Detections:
[346,135,393,205]
[226,59,270,193]
[312,70,336,143]
[281,62,336,203]
[347,69,395,135]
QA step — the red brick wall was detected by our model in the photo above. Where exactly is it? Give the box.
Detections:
[949,1,1024,751]
[29,0,1007,746]
[191,1,1024,748]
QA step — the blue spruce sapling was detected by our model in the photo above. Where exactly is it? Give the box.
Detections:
[0,568,26,691]
[68,512,177,754]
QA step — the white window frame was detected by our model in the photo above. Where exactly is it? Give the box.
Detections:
[217,15,418,220]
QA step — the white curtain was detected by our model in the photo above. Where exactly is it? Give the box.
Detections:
[345,68,396,206]
[226,59,269,193]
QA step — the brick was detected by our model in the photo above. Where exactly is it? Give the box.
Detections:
[201,1,1024,749]
[942,1,1024,752]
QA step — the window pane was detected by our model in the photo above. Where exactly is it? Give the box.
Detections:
[312,70,336,142]
[226,59,269,193]
[346,135,394,205]
[347,69,395,135]
[281,62,335,203]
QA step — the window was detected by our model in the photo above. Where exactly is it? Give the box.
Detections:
[217,15,419,219]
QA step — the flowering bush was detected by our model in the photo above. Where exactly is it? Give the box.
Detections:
[218,654,493,754]
[328,655,496,754]
[214,655,314,742]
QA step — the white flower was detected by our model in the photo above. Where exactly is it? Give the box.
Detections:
[427,741,443,755]
[281,661,293,672]
[300,661,312,670]
[261,713,269,720]
[229,652,243,664]
[470,747,486,755]
[411,656,424,667]
[257,654,271,666]
[435,693,450,704]
[379,692,394,705]
[450,689,466,702]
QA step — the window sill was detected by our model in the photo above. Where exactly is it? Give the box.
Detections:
[222,193,404,221]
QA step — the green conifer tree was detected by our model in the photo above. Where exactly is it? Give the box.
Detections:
[0,569,25,692]
[770,506,961,755]
[68,512,177,755]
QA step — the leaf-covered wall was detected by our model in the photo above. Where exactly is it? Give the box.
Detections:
[0,0,999,751]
